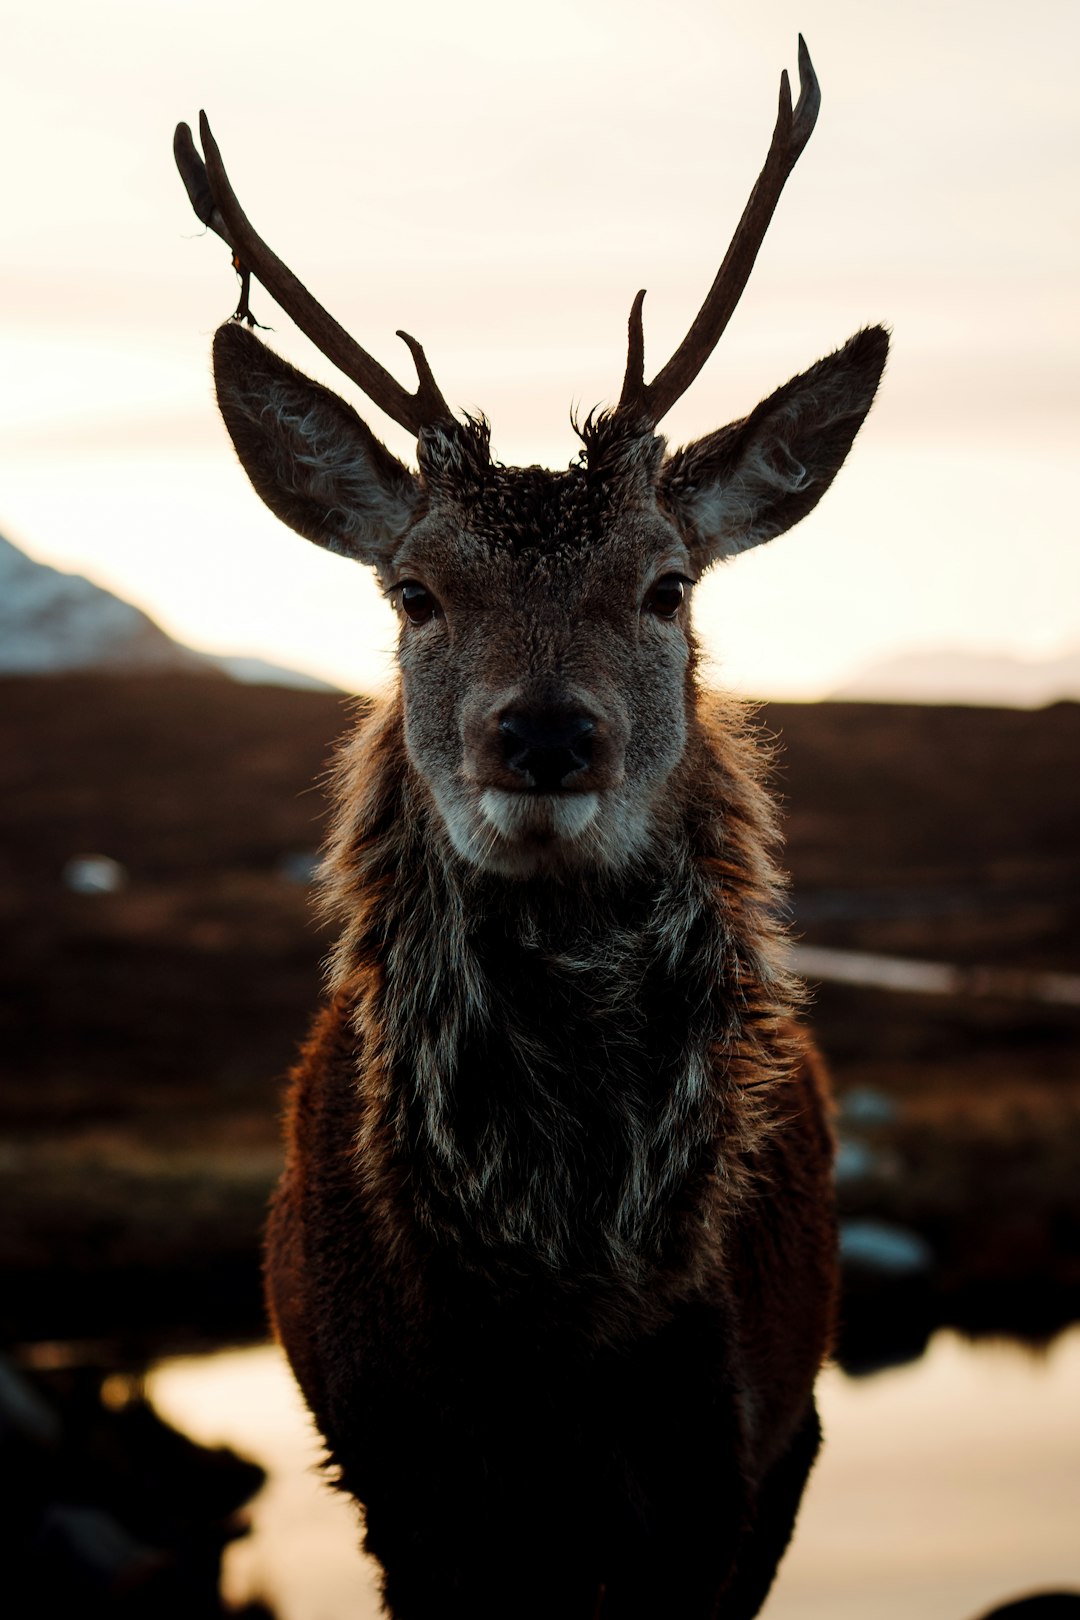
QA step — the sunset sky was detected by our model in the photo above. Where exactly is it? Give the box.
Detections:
[2,0,1077,697]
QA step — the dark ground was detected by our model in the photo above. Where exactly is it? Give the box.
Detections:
[1,674,1078,1355]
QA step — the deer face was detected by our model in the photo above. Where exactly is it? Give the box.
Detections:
[385,424,694,876]
[213,320,886,878]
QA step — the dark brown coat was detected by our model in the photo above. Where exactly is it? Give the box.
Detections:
[264,676,838,1620]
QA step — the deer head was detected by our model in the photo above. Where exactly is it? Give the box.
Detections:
[176,39,887,881]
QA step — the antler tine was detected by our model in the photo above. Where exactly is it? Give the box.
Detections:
[174,122,235,249]
[620,289,648,418]
[619,36,821,424]
[174,114,454,436]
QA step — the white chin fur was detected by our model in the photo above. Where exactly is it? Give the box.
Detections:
[479,789,600,842]
[434,784,653,877]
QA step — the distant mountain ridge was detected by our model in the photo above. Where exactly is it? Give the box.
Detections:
[0,533,337,690]
[7,531,1076,708]
[832,646,1080,708]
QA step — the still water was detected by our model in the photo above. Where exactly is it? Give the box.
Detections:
[150,1328,1080,1620]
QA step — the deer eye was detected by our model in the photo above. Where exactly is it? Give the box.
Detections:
[643,574,690,620]
[399,581,440,625]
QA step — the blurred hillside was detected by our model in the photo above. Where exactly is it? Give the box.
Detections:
[1,674,1078,1350]
[833,644,1080,708]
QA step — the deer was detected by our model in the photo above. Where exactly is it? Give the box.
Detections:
[175,36,886,1620]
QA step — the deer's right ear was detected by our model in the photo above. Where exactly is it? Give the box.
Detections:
[212,322,421,568]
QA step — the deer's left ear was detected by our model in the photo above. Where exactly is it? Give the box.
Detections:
[657,325,888,566]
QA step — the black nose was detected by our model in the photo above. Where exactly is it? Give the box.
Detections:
[499,710,596,792]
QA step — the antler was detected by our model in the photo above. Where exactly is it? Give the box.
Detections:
[618,35,821,424]
[173,113,454,436]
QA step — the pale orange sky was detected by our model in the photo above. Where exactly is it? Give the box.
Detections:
[2,0,1078,696]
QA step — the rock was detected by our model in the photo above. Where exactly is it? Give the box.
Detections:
[834,1138,877,1185]
[836,1220,936,1375]
[838,1086,896,1128]
[839,1219,934,1276]
[62,854,128,894]
[974,1595,1080,1620]
[275,848,322,885]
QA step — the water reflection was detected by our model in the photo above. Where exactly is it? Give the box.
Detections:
[151,1347,378,1620]
[147,1328,1080,1620]
[776,1329,1080,1620]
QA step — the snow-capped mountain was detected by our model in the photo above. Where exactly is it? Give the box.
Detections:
[0,533,335,689]
[0,532,213,674]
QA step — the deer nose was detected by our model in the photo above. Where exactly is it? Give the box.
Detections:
[499,710,596,792]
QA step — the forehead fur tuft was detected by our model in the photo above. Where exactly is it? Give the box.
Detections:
[575,408,666,489]
[417,414,494,493]
[413,409,667,558]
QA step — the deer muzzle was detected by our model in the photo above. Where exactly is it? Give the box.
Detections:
[466,694,626,799]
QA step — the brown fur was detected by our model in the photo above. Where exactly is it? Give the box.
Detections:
[261,673,839,1618]
[207,270,886,1620]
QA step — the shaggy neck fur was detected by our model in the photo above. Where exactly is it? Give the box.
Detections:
[321,686,800,1299]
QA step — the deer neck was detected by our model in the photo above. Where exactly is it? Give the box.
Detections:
[322,689,798,1288]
